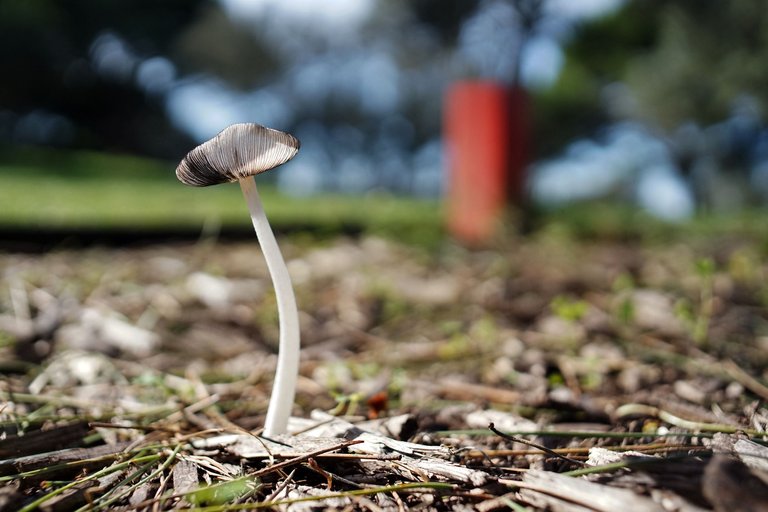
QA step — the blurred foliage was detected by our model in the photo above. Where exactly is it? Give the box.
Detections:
[567,3,659,80]
[0,0,202,156]
[172,4,279,90]
[626,0,768,129]
[534,0,768,155]
[185,476,260,506]
[3,0,768,210]
[532,2,659,157]
[550,296,589,323]
[0,0,487,160]
[411,0,480,45]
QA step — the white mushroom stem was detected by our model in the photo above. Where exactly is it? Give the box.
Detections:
[239,176,299,437]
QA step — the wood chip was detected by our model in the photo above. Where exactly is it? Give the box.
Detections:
[128,482,153,509]
[0,421,91,458]
[0,441,131,478]
[587,446,658,466]
[517,470,665,512]
[0,482,21,512]
[304,412,448,457]
[465,409,538,432]
[39,481,98,512]
[711,432,768,472]
[702,455,768,512]
[172,458,199,506]
[413,378,521,404]
[280,485,351,512]
[409,457,488,486]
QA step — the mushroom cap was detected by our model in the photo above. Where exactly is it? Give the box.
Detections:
[176,123,300,187]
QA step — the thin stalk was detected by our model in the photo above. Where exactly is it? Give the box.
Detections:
[240,176,299,437]
[82,444,183,512]
[433,429,718,439]
[189,482,454,512]
[17,454,162,512]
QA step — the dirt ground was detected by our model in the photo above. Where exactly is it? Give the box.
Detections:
[1,232,768,510]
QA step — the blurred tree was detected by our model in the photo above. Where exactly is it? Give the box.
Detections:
[509,0,545,86]
[626,0,768,129]
[531,0,768,212]
[171,3,280,90]
[0,0,206,157]
[411,0,480,45]
[532,2,658,157]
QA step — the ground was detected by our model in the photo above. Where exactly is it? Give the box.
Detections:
[1,229,768,510]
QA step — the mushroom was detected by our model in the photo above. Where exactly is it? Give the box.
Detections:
[176,123,300,437]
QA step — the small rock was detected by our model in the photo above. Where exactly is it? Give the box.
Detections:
[587,446,658,466]
[536,315,586,342]
[28,351,124,394]
[628,289,686,336]
[465,409,538,432]
[57,308,159,357]
[186,272,264,309]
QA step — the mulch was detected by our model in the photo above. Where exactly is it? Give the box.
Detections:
[1,233,767,510]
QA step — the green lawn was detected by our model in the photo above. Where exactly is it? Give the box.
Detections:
[0,148,444,240]
[531,200,768,246]
[2,147,767,248]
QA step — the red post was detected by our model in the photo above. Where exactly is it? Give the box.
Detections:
[444,81,528,245]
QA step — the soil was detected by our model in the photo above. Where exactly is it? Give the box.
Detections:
[1,232,767,510]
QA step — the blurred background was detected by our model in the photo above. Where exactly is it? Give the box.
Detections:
[2,0,768,244]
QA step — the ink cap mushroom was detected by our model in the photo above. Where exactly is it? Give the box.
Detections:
[176,123,300,437]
